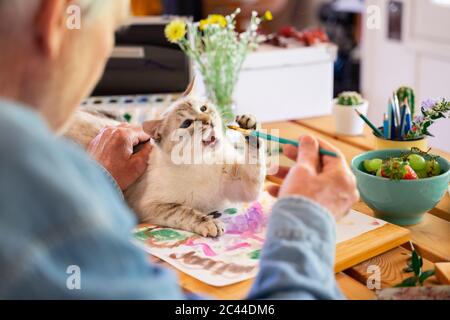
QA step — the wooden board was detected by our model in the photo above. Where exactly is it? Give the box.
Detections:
[336,273,376,300]
[353,201,450,263]
[405,213,450,262]
[345,247,438,289]
[335,223,410,273]
[171,267,375,300]
[435,262,450,285]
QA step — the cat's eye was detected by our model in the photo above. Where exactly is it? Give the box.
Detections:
[200,105,208,112]
[180,119,193,129]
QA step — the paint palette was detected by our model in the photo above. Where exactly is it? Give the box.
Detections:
[80,93,179,124]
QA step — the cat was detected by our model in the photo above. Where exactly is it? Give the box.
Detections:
[64,82,266,237]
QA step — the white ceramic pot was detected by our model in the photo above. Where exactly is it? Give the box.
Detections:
[332,99,369,136]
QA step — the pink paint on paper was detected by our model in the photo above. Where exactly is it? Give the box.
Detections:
[241,232,265,242]
[226,242,251,251]
[185,238,217,257]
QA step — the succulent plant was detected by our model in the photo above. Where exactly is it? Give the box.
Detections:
[337,91,364,106]
[396,86,415,116]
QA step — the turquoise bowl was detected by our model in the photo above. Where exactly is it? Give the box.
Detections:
[351,149,450,225]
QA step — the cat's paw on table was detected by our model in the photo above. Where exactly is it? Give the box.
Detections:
[195,216,225,238]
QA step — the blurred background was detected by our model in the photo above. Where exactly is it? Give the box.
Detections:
[94,0,450,151]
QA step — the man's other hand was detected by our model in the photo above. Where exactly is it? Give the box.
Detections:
[87,123,152,191]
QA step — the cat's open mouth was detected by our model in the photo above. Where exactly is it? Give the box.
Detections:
[202,129,218,147]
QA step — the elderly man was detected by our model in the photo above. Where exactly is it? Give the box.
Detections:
[0,0,358,299]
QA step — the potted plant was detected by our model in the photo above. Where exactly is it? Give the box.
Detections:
[373,98,450,150]
[332,91,369,136]
[164,9,272,125]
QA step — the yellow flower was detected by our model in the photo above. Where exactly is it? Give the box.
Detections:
[200,14,227,30]
[165,19,186,43]
[209,14,227,28]
[199,19,209,31]
[264,10,273,21]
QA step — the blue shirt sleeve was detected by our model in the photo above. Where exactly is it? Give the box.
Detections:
[247,196,345,300]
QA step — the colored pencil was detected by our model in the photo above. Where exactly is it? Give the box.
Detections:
[399,104,407,138]
[226,125,338,157]
[404,108,412,134]
[389,99,398,139]
[387,101,393,139]
[354,110,384,137]
[393,92,401,126]
[383,113,389,139]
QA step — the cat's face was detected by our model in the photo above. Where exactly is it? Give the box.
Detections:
[143,95,224,157]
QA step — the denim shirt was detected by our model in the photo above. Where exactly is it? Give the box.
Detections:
[0,100,343,299]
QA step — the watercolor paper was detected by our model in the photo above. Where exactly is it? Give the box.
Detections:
[133,192,386,287]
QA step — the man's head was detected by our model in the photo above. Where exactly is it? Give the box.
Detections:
[0,0,130,130]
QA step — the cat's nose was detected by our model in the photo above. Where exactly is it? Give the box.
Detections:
[198,115,211,126]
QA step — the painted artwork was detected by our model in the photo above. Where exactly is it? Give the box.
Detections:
[133,192,386,286]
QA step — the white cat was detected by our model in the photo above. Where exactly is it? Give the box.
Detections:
[64,83,266,237]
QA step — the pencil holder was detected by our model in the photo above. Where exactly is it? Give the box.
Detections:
[333,99,369,136]
[373,129,428,150]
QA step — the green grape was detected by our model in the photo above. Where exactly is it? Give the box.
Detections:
[370,159,383,172]
[363,160,372,172]
[364,159,383,173]
[425,160,441,176]
[376,168,382,177]
[416,170,428,179]
[407,154,426,171]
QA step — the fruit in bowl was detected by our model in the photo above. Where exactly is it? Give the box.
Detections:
[351,148,450,225]
[362,150,442,181]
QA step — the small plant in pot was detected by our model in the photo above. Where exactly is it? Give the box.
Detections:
[333,91,369,136]
[373,96,450,150]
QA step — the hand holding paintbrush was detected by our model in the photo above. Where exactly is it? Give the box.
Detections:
[265,135,358,220]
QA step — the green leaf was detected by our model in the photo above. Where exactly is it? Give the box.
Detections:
[418,269,435,285]
[411,250,422,276]
[394,276,418,288]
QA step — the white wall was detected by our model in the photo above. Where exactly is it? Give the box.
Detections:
[362,0,450,152]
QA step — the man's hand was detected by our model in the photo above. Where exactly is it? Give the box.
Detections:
[87,123,152,191]
[268,135,359,220]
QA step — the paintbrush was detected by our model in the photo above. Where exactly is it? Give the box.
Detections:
[227,125,338,157]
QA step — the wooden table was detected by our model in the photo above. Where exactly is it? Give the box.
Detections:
[159,116,450,300]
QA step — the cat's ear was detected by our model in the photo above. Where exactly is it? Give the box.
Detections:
[143,120,162,142]
[182,77,196,97]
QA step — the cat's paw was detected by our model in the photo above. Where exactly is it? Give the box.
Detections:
[236,114,257,130]
[195,217,225,238]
